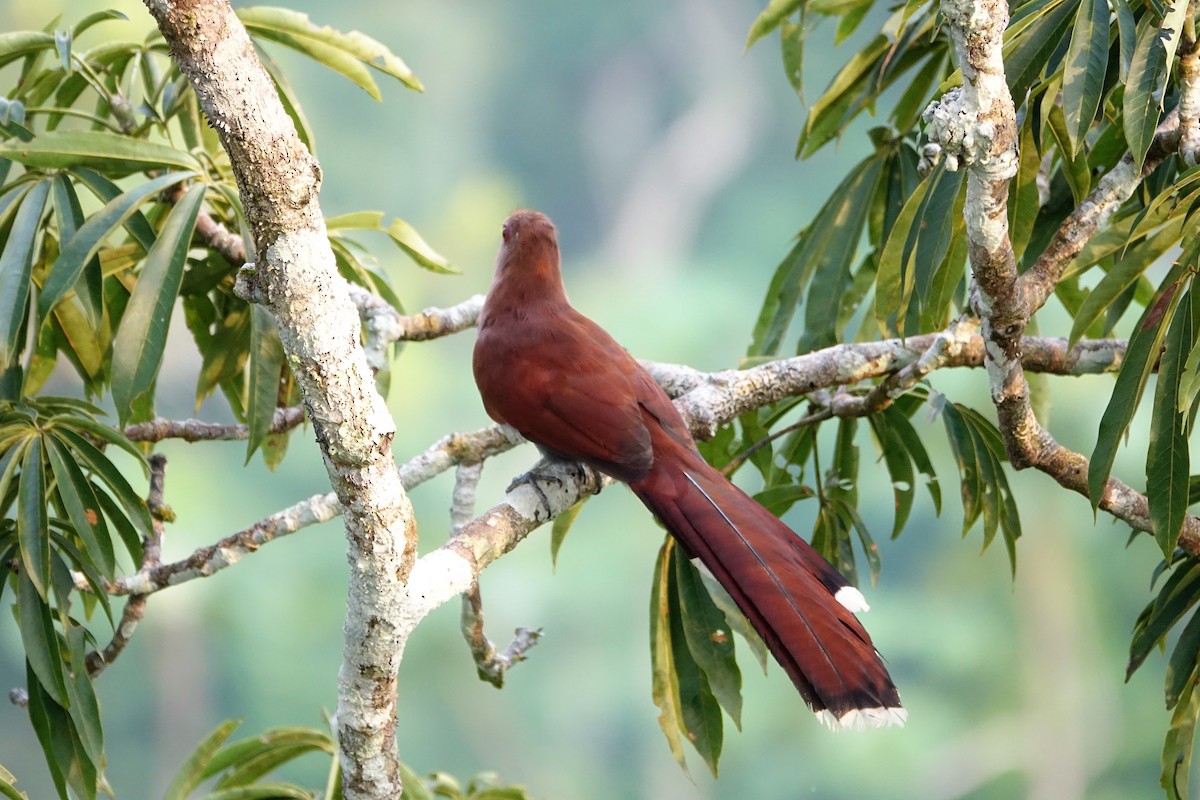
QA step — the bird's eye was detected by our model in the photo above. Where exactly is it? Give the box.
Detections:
[502,221,515,243]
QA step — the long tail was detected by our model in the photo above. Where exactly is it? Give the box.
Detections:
[630,429,905,730]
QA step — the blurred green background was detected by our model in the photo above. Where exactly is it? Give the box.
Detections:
[0,0,1182,797]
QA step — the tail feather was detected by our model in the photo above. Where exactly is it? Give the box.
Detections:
[631,435,904,729]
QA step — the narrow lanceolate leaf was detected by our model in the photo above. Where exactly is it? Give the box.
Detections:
[667,553,723,776]
[1162,673,1200,800]
[1090,264,1190,510]
[0,130,201,175]
[745,0,804,47]
[17,438,50,600]
[0,31,55,69]
[649,541,688,773]
[1125,1,1190,170]
[797,156,883,352]
[1129,560,1200,678]
[674,554,743,728]
[1166,608,1200,709]
[50,175,102,325]
[1147,286,1198,556]
[386,217,458,274]
[18,570,68,707]
[237,6,423,93]
[549,496,587,568]
[111,183,206,425]
[44,435,114,577]
[875,175,932,336]
[751,154,882,355]
[245,305,285,463]
[62,626,103,767]
[1062,0,1109,153]
[0,180,50,367]
[163,719,242,800]
[40,171,194,317]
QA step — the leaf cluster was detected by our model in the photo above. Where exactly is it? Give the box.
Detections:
[0,8,451,798]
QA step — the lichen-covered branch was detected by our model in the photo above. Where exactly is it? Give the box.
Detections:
[144,3,414,797]
[933,0,1200,554]
[123,406,306,443]
[1180,19,1200,165]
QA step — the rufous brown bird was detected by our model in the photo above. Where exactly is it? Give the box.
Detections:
[472,209,904,730]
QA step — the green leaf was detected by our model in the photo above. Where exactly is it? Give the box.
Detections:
[238,6,422,94]
[1068,217,1188,347]
[61,626,103,767]
[1125,1,1189,170]
[200,727,333,782]
[50,174,102,325]
[649,540,689,773]
[52,427,151,546]
[939,400,982,534]
[746,0,804,47]
[72,10,128,38]
[673,554,743,728]
[1148,285,1197,556]
[797,156,883,351]
[869,413,916,538]
[17,438,50,600]
[164,719,243,800]
[1129,559,1200,678]
[40,171,194,318]
[549,496,586,568]
[70,167,160,251]
[0,31,55,69]
[0,180,51,367]
[17,570,68,706]
[200,785,312,799]
[0,130,201,176]
[385,217,458,274]
[798,35,892,157]
[750,154,882,355]
[25,665,69,800]
[666,551,723,776]
[111,183,206,424]
[695,568,770,673]
[1167,610,1200,708]
[398,763,434,800]
[0,765,28,800]
[1090,263,1189,510]
[1010,120,1041,260]
[45,435,114,577]
[1003,0,1077,103]
[1045,104,1091,205]
[245,306,284,463]
[1113,0,1136,80]
[1062,0,1109,153]
[875,175,931,336]
[1162,673,1200,800]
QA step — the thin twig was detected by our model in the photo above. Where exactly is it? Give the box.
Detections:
[85,454,168,676]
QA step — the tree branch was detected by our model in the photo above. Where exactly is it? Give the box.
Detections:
[85,454,169,676]
[145,3,414,797]
[123,406,306,443]
[935,0,1200,554]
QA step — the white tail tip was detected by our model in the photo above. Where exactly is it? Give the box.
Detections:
[835,586,870,613]
[815,706,907,731]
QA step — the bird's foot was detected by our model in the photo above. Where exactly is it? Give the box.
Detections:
[507,465,562,522]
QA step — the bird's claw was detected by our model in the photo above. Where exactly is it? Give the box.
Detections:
[507,468,562,521]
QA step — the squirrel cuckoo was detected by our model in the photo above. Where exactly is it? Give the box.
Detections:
[472,210,905,730]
